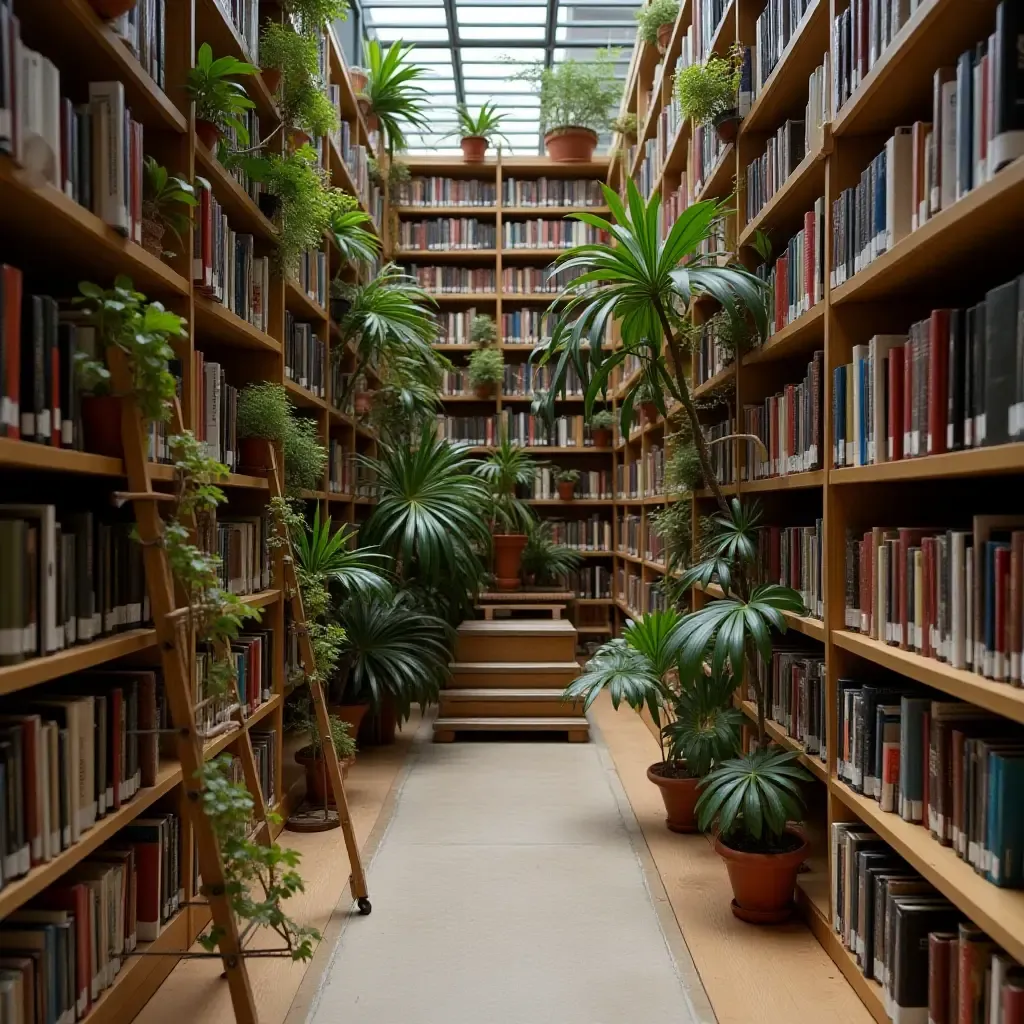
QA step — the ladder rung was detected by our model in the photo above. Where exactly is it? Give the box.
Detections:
[112,490,176,505]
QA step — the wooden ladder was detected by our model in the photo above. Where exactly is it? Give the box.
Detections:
[108,349,369,1024]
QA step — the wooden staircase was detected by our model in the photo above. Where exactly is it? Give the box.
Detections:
[434,620,588,742]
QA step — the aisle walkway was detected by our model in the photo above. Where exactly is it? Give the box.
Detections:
[301,732,714,1024]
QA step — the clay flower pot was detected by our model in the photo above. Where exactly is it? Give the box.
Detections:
[641,401,659,424]
[714,827,809,924]
[329,702,371,737]
[544,127,598,163]
[349,68,368,95]
[195,118,222,152]
[461,136,489,163]
[713,108,742,144]
[557,480,576,501]
[262,67,282,94]
[288,128,312,151]
[359,697,398,746]
[295,746,354,808]
[141,216,165,257]
[647,762,700,833]
[87,0,137,17]
[474,382,495,400]
[591,427,612,449]
[493,533,528,591]
[82,395,124,458]
[366,113,379,132]
[657,22,673,52]
[354,390,374,416]
[237,437,275,473]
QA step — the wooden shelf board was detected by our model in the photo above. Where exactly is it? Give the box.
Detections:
[0,158,190,298]
[576,624,613,633]
[742,304,825,367]
[832,629,1024,726]
[422,292,500,302]
[395,206,499,215]
[653,119,694,196]
[501,248,573,259]
[737,699,829,784]
[739,144,826,247]
[194,143,277,241]
[284,279,328,321]
[829,443,1024,483]
[575,597,615,605]
[0,438,124,475]
[193,294,280,353]
[527,499,613,506]
[831,778,1024,964]
[830,155,1024,305]
[245,693,282,728]
[741,469,825,492]
[820,926,890,1024]
[694,143,736,204]
[500,157,610,176]
[239,589,281,611]
[692,363,736,399]
[283,377,328,411]
[503,206,611,217]
[707,0,735,57]
[0,628,157,698]
[741,0,830,135]
[644,559,668,572]
[0,758,182,919]
[394,248,498,260]
[615,598,643,618]
[618,551,643,566]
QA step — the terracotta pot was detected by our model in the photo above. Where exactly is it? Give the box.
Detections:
[557,480,576,501]
[354,390,374,416]
[641,401,659,424]
[288,128,312,151]
[544,127,598,163]
[328,702,371,737]
[237,437,274,473]
[82,395,124,458]
[349,68,368,95]
[141,216,165,257]
[494,533,528,591]
[195,119,222,152]
[87,0,137,17]
[262,68,282,94]
[591,426,612,449]
[647,762,700,833]
[359,696,398,746]
[295,745,354,808]
[366,113,379,132]
[461,136,489,163]
[657,22,673,52]
[474,382,495,399]
[713,108,742,144]
[714,827,809,924]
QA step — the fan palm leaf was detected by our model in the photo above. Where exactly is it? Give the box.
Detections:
[291,506,391,599]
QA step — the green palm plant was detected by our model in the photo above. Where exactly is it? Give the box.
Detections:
[291,506,391,599]
[369,351,444,446]
[330,207,381,267]
[444,102,511,145]
[360,425,491,593]
[520,519,583,586]
[362,40,431,154]
[336,589,454,720]
[474,431,536,534]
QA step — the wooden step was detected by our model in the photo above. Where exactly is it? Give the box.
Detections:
[447,661,580,689]
[433,716,590,743]
[439,688,581,718]
[455,620,577,663]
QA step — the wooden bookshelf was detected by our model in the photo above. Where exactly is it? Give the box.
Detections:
[0,1,377,1014]
[609,0,1024,1016]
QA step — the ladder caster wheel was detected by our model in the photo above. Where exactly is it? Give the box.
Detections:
[357,897,372,915]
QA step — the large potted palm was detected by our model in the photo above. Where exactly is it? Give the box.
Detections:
[520,519,583,587]
[474,432,537,591]
[538,180,811,922]
[361,40,430,153]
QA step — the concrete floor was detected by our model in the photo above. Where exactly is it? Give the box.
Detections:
[303,735,714,1024]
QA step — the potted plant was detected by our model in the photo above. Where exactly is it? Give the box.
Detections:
[361,40,430,152]
[611,112,638,144]
[284,412,328,494]
[467,347,504,398]
[635,0,680,53]
[675,44,745,143]
[470,313,498,347]
[329,201,380,270]
[565,610,742,832]
[349,65,368,95]
[73,277,187,457]
[236,382,293,471]
[258,21,317,97]
[520,519,582,587]
[293,704,357,807]
[516,49,621,163]
[353,376,375,416]
[140,157,199,258]
[589,408,614,448]
[555,467,579,501]
[444,102,511,163]
[475,431,536,591]
[186,42,258,151]
[636,378,660,423]
[696,748,809,922]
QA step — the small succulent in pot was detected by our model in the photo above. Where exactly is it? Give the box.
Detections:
[467,346,504,398]
[589,408,614,448]
[141,156,200,258]
[444,102,511,162]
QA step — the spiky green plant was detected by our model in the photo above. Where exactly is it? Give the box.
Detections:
[291,505,391,599]
[362,40,430,153]
[444,102,511,145]
[474,431,536,534]
[520,519,583,586]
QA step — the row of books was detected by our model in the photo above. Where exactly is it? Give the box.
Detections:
[693,123,730,197]
[833,281,1024,472]
[566,566,612,600]
[831,822,1024,1022]
[396,218,497,252]
[250,729,277,808]
[502,363,585,398]
[638,39,694,205]
[529,467,612,500]
[294,249,327,311]
[214,516,271,597]
[502,266,585,295]
[214,0,259,63]
[694,318,732,387]
[612,444,665,498]
[111,0,168,90]
[193,183,271,334]
[843,519,1024,688]
[500,412,602,449]
[0,810,185,1023]
[758,201,826,338]
[752,0,816,99]
[196,630,273,730]
[399,176,498,208]
[741,350,824,479]
[501,219,607,250]
[402,266,496,294]
[222,109,264,208]
[0,671,164,882]
[195,354,238,471]
[646,526,666,566]
[745,118,807,223]
[757,521,824,621]
[836,683,1024,889]
[500,178,604,208]
[284,316,325,399]
[704,416,737,484]
[0,510,148,664]
[693,0,732,61]
[750,647,826,758]
[619,513,640,557]
[542,516,611,552]
[328,440,353,494]
[435,308,486,345]
[500,309,556,346]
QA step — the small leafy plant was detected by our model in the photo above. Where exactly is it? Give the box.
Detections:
[446,102,510,144]
[611,112,638,140]
[635,0,679,46]
[292,699,357,759]
[237,382,292,441]
[555,468,580,483]
[590,409,614,430]
[475,431,536,534]
[470,313,498,346]
[141,157,199,255]
[675,44,744,126]
[516,49,621,136]
[284,0,348,31]
[467,347,504,391]
[520,519,583,586]
[284,413,328,493]
[186,43,258,141]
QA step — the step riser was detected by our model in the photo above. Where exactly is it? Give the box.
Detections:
[447,671,578,689]
[439,699,581,718]
[455,636,576,662]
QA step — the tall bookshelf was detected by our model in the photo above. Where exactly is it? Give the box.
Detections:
[0,2,377,1020]
[609,1,1024,1020]
[391,153,617,642]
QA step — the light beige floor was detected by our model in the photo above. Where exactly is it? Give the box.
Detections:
[301,735,714,1024]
